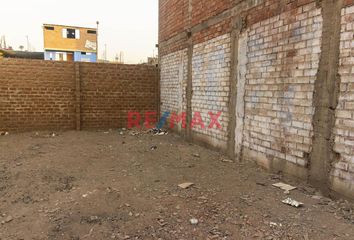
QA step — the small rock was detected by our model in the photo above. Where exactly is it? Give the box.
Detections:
[5,216,13,223]
[312,195,323,200]
[221,158,234,163]
[190,218,199,225]
[178,182,194,189]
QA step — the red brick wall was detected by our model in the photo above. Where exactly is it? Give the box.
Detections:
[159,0,189,43]
[0,59,159,132]
[0,59,76,131]
[159,0,320,57]
[192,18,232,44]
[159,0,236,57]
[344,0,354,7]
[191,0,234,26]
[80,63,158,129]
[246,0,315,26]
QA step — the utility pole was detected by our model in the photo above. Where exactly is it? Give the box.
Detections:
[104,44,107,61]
[0,35,7,49]
[96,21,99,62]
[120,51,124,63]
[26,35,30,51]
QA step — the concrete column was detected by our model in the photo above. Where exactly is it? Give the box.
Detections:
[309,0,343,193]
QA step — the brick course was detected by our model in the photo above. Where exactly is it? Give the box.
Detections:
[0,59,159,132]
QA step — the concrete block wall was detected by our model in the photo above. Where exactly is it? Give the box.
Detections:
[159,0,354,199]
[0,58,159,132]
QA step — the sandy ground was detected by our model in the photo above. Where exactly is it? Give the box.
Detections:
[0,130,353,240]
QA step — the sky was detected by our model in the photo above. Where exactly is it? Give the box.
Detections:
[0,0,158,63]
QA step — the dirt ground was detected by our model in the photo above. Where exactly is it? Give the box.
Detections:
[0,130,353,240]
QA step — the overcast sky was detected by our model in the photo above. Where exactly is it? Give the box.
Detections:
[0,0,158,63]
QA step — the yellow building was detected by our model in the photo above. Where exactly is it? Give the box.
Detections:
[43,24,98,62]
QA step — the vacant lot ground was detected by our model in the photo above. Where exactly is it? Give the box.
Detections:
[0,130,353,240]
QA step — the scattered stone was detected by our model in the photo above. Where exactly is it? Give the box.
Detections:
[178,182,194,189]
[282,198,304,208]
[4,215,13,223]
[130,131,140,136]
[149,128,168,136]
[150,145,158,151]
[221,158,234,163]
[270,222,282,227]
[192,153,200,158]
[190,218,199,225]
[0,131,9,136]
[312,195,323,200]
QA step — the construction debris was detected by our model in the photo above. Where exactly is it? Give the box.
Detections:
[272,182,297,193]
[129,131,140,136]
[282,198,304,208]
[149,128,168,136]
[178,182,194,189]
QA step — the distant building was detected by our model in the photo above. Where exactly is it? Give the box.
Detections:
[43,24,98,62]
[0,49,44,60]
[147,57,158,65]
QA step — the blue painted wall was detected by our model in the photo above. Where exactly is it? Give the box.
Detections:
[73,51,97,62]
[44,51,56,60]
[44,50,97,62]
